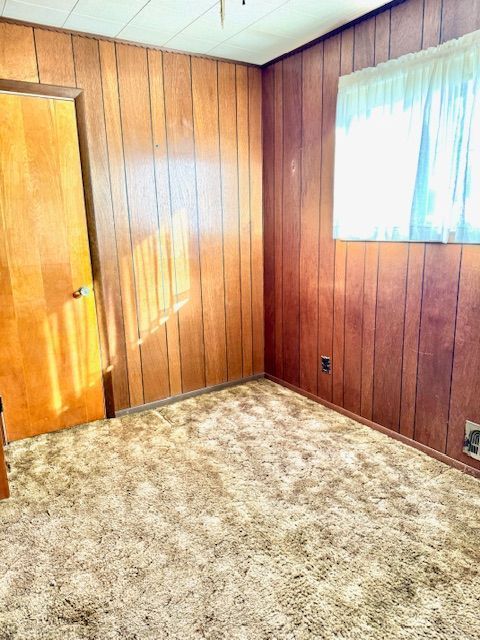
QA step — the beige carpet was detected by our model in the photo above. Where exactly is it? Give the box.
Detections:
[1,379,479,640]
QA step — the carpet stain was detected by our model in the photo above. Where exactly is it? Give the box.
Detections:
[0,379,479,639]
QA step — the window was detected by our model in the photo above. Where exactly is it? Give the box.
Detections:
[333,29,480,243]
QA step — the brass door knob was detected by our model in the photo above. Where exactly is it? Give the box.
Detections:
[73,286,90,299]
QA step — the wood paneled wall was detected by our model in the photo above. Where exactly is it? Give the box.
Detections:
[0,20,263,413]
[263,0,480,472]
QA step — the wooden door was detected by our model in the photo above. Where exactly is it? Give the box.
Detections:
[0,92,104,441]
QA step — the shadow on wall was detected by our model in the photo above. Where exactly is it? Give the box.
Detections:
[44,205,193,425]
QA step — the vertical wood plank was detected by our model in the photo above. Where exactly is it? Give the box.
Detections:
[262,65,275,376]
[99,41,144,408]
[236,65,253,378]
[343,242,365,415]
[273,61,284,380]
[148,49,182,397]
[373,244,409,431]
[360,243,378,420]
[332,30,353,407]
[397,0,437,436]
[343,25,363,414]
[391,0,425,58]
[249,67,264,375]
[372,0,424,431]
[317,34,340,402]
[390,0,425,58]
[34,29,75,85]
[441,0,480,41]
[192,57,227,387]
[163,52,205,393]
[422,0,442,47]
[344,20,374,416]
[415,246,462,450]
[374,10,391,63]
[116,44,170,403]
[353,19,375,68]
[399,244,425,438]
[447,246,480,469]
[332,241,346,408]
[299,44,322,395]
[360,17,381,421]
[282,54,302,387]
[218,61,243,381]
[73,35,129,412]
[0,23,38,82]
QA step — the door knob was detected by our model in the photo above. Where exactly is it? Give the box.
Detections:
[73,286,90,299]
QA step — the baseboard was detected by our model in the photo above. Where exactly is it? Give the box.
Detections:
[115,374,265,418]
[265,374,480,480]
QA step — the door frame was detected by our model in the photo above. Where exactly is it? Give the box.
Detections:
[0,79,112,423]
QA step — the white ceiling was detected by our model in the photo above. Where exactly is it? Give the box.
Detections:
[1,0,388,65]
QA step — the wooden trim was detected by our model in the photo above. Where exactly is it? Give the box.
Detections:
[0,439,9,500]
[262,0,407,67]
[72,86,115,418]
[0,79,112,417]
[0,17,259,68]
[266,374,480,480]
[0,78,80,98]
[115,374,265,417]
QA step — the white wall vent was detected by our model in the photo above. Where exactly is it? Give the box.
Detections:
[464,420,480,461]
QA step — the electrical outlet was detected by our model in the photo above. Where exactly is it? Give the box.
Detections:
[321,355,331,374]
[464,420,480,460]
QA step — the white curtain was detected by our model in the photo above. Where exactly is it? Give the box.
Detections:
[333,29,480,243]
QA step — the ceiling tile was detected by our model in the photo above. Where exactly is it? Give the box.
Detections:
[127,0,216,30]
[202,0,282,31]
[167,32,224,54]
[172,14,240,41]
[167,0,295,45]
[124,3,200,33]
[164,15,228,44]
[3,0,69,26]
[71,0,146,23]
[147,0,214,9]
[177,5,252,40]
[253,7,323,38]
[63,13,125,37]
[7,0,76,10]
[297,0,376,19]
[226,27,297,51]
[208,41,261,64]
[118,24,179,46]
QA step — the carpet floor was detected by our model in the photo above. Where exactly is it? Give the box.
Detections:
[0,379,479,640]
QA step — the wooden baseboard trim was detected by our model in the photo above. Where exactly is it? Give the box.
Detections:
[265,374,480,480]
[115,374,265,418]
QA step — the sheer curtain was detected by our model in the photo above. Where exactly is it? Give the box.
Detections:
[333,29,480,243]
